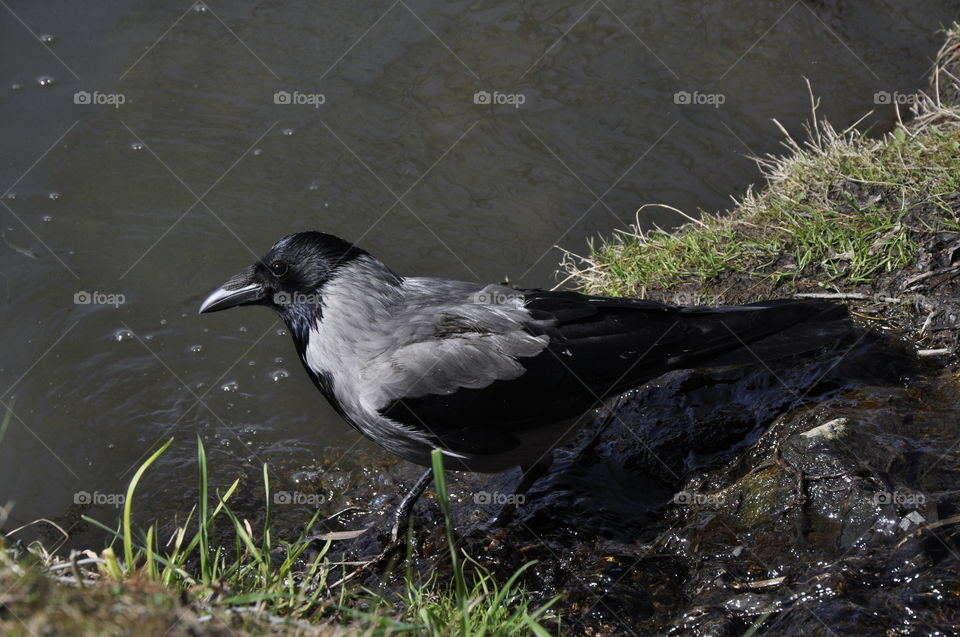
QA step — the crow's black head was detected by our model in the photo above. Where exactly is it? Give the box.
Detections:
[198,231,369,320]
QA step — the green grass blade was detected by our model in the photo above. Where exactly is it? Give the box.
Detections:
[430,449,469,632]
[123,437,174,571]
[197,436,209,583]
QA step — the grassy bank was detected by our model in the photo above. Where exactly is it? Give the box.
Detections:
[563,26,960,363]
[0,437,555,636]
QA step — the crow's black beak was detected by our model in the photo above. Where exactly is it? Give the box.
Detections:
[199,266,265,314]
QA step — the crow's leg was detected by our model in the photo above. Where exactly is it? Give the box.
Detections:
[492,398,625,525]
[577,395,625,458]
[328,468,432,588]
[488,455,553,525]
[387,468,433,544]
[516,454,554,497]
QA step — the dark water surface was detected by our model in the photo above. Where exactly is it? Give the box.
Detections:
[0,1,956,546]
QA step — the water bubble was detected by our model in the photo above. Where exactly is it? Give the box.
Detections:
[129,141,144,151]
[308,183,319,191]
[47,191,60,200]
[144,334,154,341]
[273,356,284,364]
[36,76,55,87]
[281,128,294,136]
[247,359,256,366]
[39,34,55,44]
[42,215,53,222]
[11,83,22,91]
[276,328,287,336]
[5,193,15,200]
[238,326,247,333]
[113,328,134,342]
[192,2,208,12]
[159,318,167,326]
[252,148,262,156]
[267,369,290,382]
[221,380,239,392]
[189,344,203,353]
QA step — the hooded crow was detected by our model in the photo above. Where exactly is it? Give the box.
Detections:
[199,231,850,544]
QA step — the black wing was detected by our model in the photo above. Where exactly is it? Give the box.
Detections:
[381,289,848,456]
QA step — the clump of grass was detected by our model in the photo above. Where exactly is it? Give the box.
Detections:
[562,88,960,298]
[1,435,557,635]
[405,450,557,636]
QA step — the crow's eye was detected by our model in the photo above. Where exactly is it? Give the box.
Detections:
[269,261,288,277]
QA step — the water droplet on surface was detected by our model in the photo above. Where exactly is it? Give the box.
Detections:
[308,183,318,191]
[247,359,256,366]
[42,215,53,222]
[159,318,167,326]
[238,326,247,333]
[47,191,60,200]
[268,369,290,382]
[113,328,134,342]
[189,344,203,353]
[281,128,294,136]
[252,148,262,156]
[144,334,154,341]
[129,141,144,151]
[39,34,55,44]
[273,356,284,364]
[221,380,239,392]
[5,193,14,200]
[11,83,22,91]
[36,76,55,87]
[192,2,208,12]
[562,348,572,356]
[276,328,287,336]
